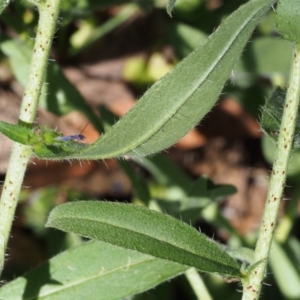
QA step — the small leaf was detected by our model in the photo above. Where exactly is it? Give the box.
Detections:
[0,121,33,145]
[0,121,91,157]
[224,247,254,266]
[0,241,187,299]
[167,0,177,17]
[188,176,237,202]
[276,0,300,42]
[260,87,284,140]
[46,201,241,277]
[260,87,300,149]
[0,0,10,15]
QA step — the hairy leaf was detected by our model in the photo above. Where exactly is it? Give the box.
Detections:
[46,201,241,277]
[0,0,276,161]
[260,87,300,149]
[0,241,187,299]
[276,0,300,42]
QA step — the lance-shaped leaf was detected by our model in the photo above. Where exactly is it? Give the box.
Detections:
[38,0,276,160]
[46,201,241,277]
[0,241,188,299]
[0,0,276,161]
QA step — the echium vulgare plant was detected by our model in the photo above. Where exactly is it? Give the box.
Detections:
[0,0,299,299]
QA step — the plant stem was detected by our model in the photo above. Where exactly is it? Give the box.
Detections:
[242,43,300,299]
[185,268,213,300]
[0,0,61,275]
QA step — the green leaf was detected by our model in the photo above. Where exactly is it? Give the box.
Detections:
[168,22,207,59]
[33,0,276,160]
[136,154,236,221]
[187,176,237,203]
[276,0,300,42]
[260,87,300,149]
[224,247,254,266]
[166,0,177,17]
[147,173,237,223]
[269,240,300,299]
[262,134,300,177]
[260,87,284,141]
[235,37,293,86]
[0,241,187,299]
[0,121,33,145]
[46,201,241,277]
[0,37,32,86]
[139,154,191,191]
[0,121,92,158]
[0,0,275,160]
[60,0,143,24]
[44,64,104,132]
[70,4,139,56]
[0,0,9,15]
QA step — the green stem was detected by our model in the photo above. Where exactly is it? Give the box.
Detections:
[185,268,213,300]
[0,0,61,275]
[242,42,300,299]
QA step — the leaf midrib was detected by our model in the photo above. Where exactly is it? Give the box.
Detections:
[49,215,240,272]
[77,1,268,159]
[37,256,163,299]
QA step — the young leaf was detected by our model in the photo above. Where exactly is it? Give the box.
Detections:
[46,201,241,277]
[0,241,188,299]
[0,121,33,145]
[260,87,300,149]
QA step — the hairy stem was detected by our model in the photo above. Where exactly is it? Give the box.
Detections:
[242,43,300,299]
[0,0,61,275]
